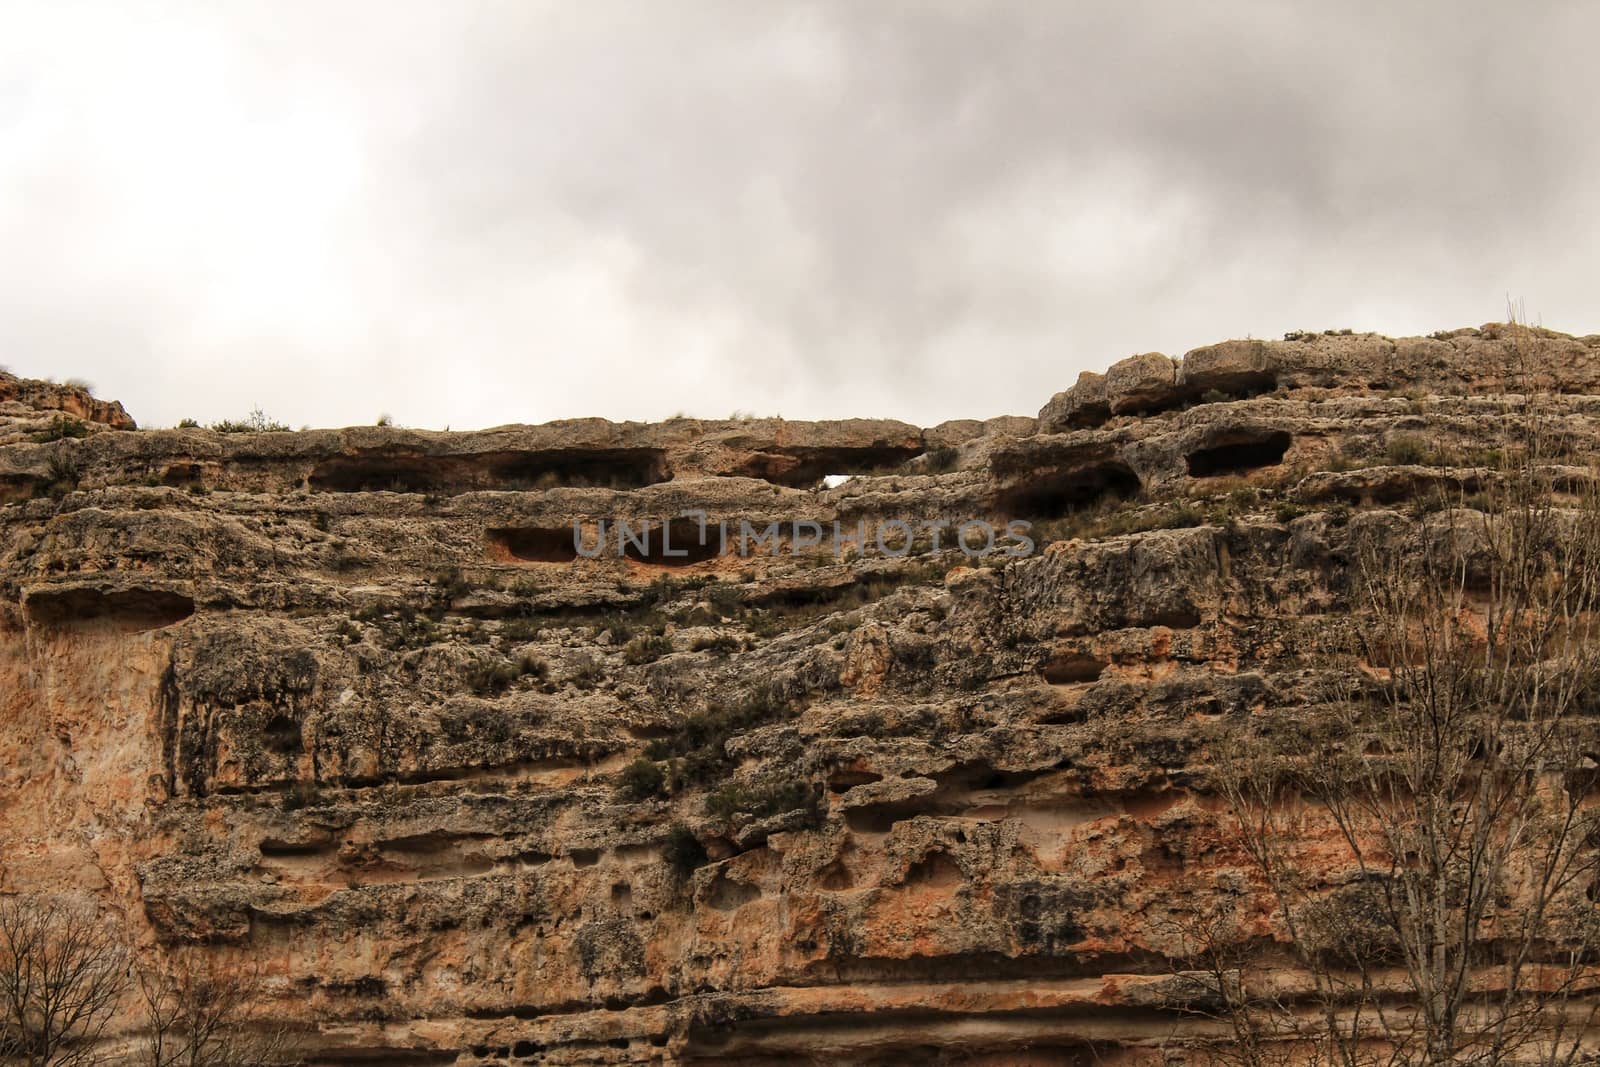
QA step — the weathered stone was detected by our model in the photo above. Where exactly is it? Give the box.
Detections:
[1,325,1599,1063]
[1179,338,1276,396]
[1038,370,1110,432]
[1105,352,1180,414]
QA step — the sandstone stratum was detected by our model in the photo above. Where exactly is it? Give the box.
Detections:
[3,323,1599,1065]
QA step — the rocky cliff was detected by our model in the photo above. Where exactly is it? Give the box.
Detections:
[3,325,1598,1065]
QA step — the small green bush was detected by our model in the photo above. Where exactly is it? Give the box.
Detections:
[646,683,791,784]
[703,778,813,819]
[45,448,81,493]
[705,582,745,612]
[31,415,90,443]
[690,633,741,655]
[618,757,666,800]
[211,406,291,433]
[467,659,519,695]
[1274,501,1306,523]
[433,568,474,602]
[1384,435,1432,465]
[623,633,673,665]
[501,615,550,642]
[569,653,604,689]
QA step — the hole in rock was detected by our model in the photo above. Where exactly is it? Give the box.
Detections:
[738,445,922,488]
[747,575,862,611]
[485,449,668,490]
[995,462,1141,519]
[704,873,761,912]
[1039,704,1088,726]
[1194,370,1277,400]
[904,851,963,889]
[309,455,452,494]
[380,830,478,856]
[818,861,855,891]
[489,527,581,563]
[620,518,724,566]
[258,837,331,857]
[844,808,907,835]
[1041,654,1107,685]
[494,520,740,566]
[309,448,668,494]
[263,714,302,755]
[25,587,195,631]
[827,768,884,793]
[323,975,389,998]
[161,463,204,488]
[1186,431,1292,477]
[0,474,43,504]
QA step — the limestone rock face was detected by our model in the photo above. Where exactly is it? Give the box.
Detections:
[0,370,136,441]
[1038,370,1109,432]
[2,325,1600,1065]
[1105,352,1179,415]
[1178,338,1274,395]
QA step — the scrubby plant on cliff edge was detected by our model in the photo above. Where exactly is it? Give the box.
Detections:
[645,682,793,786]
[1193,320,1600,1067]
[209,406,291,434]
[30,415,90,443]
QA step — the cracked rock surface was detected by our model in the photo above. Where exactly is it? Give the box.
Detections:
[3,324,1599,1065]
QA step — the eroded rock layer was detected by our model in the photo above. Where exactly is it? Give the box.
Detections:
[3,325,1599,1065]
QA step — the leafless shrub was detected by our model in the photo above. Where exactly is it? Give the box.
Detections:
[1211,317,1600,1067]
[137,949,301,1067]
[0,894,129,1067]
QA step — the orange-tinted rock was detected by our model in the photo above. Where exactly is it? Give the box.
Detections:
[2,325,1599,1063]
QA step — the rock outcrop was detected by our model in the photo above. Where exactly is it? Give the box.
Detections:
[2,324,1599,1065]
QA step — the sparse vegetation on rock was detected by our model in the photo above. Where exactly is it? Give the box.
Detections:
[3,324,1600,1062]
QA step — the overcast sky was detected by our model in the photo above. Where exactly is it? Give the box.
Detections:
[2,2,1597,431]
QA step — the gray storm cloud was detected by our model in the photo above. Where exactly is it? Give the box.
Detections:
[1,0,1596,430]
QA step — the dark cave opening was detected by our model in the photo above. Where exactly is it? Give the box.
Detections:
[1185,431,1292,477]
[309,448,668,494]
[489,527,581,563]
[739,446,922,488]
[994,462,1142,519]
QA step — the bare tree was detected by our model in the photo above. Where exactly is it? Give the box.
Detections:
[1208,321,1600,1067]
[1158,899,1308,1067]
[137,949,300,1067]
[0,894,129,1067]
